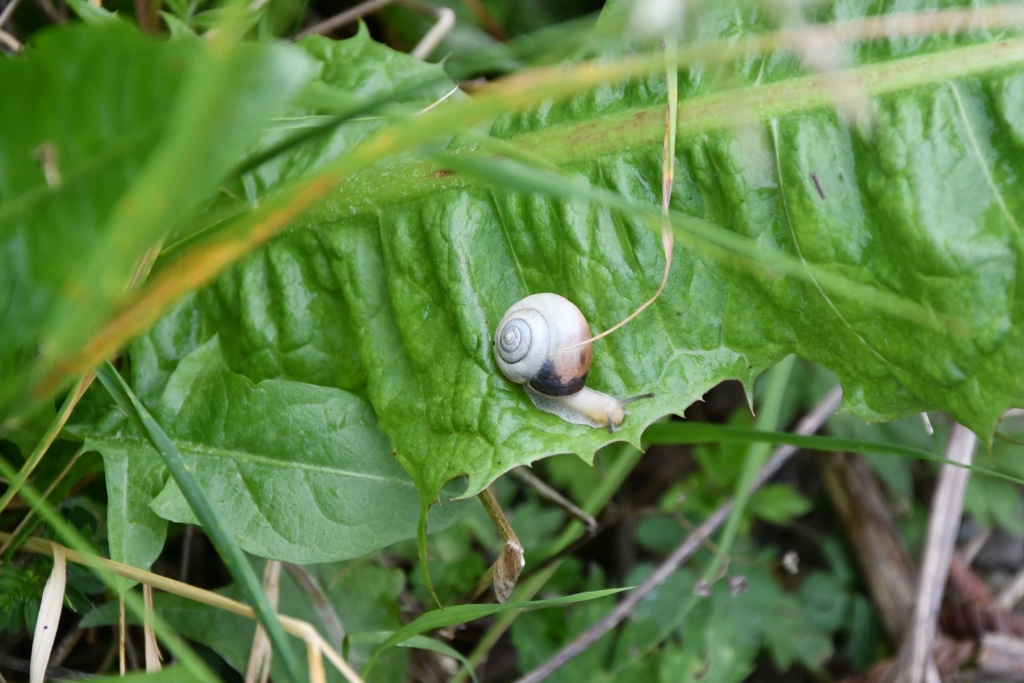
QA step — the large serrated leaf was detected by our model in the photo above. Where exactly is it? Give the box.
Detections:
[73,3,1024,528]
[317,7,1024,505]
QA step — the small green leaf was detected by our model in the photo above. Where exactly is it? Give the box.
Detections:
[749,484,813,525]
[75,338,470,566]
[798,572,851,633]
[83,437,167,592]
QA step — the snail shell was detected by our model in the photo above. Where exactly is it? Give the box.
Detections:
[493,293,627,432]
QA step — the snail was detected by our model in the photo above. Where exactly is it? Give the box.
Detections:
[493,293,650,433]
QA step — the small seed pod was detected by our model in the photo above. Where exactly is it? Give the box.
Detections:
[493,293,632,432]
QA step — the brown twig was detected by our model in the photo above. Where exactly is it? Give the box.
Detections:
[509,468,597,534]
[478,488,524,603]
[0,653,97,680]
[285,564,346,651]
[512,386,843,683]
[818,452,916,639]
[295,0,454,58]
[942,555,1024,640]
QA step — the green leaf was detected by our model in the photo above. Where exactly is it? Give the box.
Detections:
[0,562,47,637]
[73,338,470,567]
[242,27,460,193]
[665,562,832,679]
[0,21,313,414]
[316,12,1024,507]
[83,435,167,591]
[845,595,882,671]
[64,5,1024,525]
[94,361,307,683]
[674,582,759,683]
[64,0,121,24]
[748,484,813,525]
[798,572,851,634]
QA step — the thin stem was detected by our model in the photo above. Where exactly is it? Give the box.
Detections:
[478,488,524,602]
[568,30,678,350]
[0,446,84,558]
[701,355,795,585]
[509,468,596,534]
[0,374,93,517]
[894,423,977,683]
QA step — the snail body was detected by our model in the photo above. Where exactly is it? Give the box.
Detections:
[493,293,629,432]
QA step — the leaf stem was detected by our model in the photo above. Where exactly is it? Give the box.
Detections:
[454,444,644,682]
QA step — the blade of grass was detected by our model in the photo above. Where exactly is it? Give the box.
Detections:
[35,11,311,394]
[94,361,305,683]
[89,665,207,682]
[30,542,66,683]
[363,587,629,672]
[699,355,796,588]
[348,633,480,683]
[0,373,92,517]
[643,422,1024,485]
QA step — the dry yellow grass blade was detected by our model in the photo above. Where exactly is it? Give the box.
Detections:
[144,584,163,671]
[245,561,282,683]
[4,535,363,683]
[30,542,66,683]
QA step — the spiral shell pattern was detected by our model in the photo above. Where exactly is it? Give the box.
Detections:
[493,293,592,395]
[497,317,531,364]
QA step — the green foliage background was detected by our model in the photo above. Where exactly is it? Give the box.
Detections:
[1,8,1023,677]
